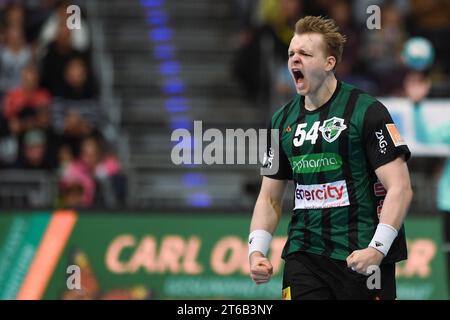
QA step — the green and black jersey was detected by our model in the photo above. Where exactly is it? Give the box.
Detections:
[264,81,410,263]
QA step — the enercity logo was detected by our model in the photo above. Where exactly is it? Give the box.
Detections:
[294,180,350,209]
[170,121,280,175]
[290,153,342,174]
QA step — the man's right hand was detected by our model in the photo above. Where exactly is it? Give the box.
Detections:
[249,252,273,285]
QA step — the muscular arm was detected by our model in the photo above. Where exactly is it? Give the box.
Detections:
[375,156,413,230]
[250,177,287,235]
[347,156,413,274]
[248,177,287,284]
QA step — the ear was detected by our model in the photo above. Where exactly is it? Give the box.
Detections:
[325,56,337,72]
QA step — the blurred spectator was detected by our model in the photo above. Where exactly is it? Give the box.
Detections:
[0,111,17,167]
[302,0,335,17]
[1,2,46,44]
[0,25,32,95]
[407,0,450,77]
[3,63,51,120]
[35,105,60,167]
[6,104,58,170]
[259,0,303,60]
[57,143,72,170]
[79,135,125,207]
[232,0,258,30]
[38,0,90,52]
[59,108,94,158]
[1,3,25,29]
[232,0,303,101]
[24,0,59,44]
[39,22,85,96]
[52,98,100,134]
[59,158,95,208]
[59,182,85,209]
[14,106,37,134]
[15,128,53,169]
[329,1,357,77]
[59,134,125,208]
[61,56,97,99]
[360,3,407,95]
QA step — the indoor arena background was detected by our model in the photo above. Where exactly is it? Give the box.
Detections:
[0,0,449,300]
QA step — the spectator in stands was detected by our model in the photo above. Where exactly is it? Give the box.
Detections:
[259,0,303,61]
[39,21,84,96]
[59,182,85,208]
[59,134,124,208]
[0,111,17,167]
[232,0,304,101]
[24,0,59,44]
[59,109,95,158]
[35,105,60,168]
[14,106,37,135]
[1,2,46,44]
[328,0,364,86]
[15,128,51,169]
[0,25,32,96]
[0,106,36,168]
[38,0,90,52]
[61,56,97,100]
[59,157,95,208]
[1,3,25,29]
[3,63,51,120]
[57,143,73,171]
[360,3,407,95]
[232,0,258,30]
[78,135,125,207]
[10,105,58,170]
[407,0,450,75]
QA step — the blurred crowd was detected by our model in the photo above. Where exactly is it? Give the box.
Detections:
[231,0,450,106]
[0,0,125,208]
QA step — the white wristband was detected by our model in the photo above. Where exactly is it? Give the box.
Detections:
[248,229,272,257]
[368,223,398,256]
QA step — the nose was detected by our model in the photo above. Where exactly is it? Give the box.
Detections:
[291,52,301,65]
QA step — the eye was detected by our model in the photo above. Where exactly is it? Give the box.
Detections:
[288,52,294,57]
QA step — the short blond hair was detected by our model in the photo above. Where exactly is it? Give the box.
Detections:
[295,16,346,64]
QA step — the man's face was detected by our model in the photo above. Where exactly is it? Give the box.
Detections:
[288,33,331,95]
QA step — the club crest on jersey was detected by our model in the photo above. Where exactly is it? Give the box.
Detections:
[319,117,347,143]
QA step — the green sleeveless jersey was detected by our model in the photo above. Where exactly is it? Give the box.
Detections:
[264,81,410,263]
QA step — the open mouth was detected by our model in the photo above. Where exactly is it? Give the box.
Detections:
[292,68,304,83]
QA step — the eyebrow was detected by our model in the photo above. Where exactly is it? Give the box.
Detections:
[288,48,311,55]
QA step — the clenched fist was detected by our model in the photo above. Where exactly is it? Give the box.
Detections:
[249,252,273,284]
[346,247,384,275]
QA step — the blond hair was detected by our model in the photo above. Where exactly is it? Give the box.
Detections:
[295,16,346,64]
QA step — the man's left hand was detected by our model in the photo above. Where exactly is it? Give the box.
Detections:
[346,247,384,275]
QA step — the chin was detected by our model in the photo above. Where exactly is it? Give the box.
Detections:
[296,87,308,96]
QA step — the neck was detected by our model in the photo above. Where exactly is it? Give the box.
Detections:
[304,76,337,111]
